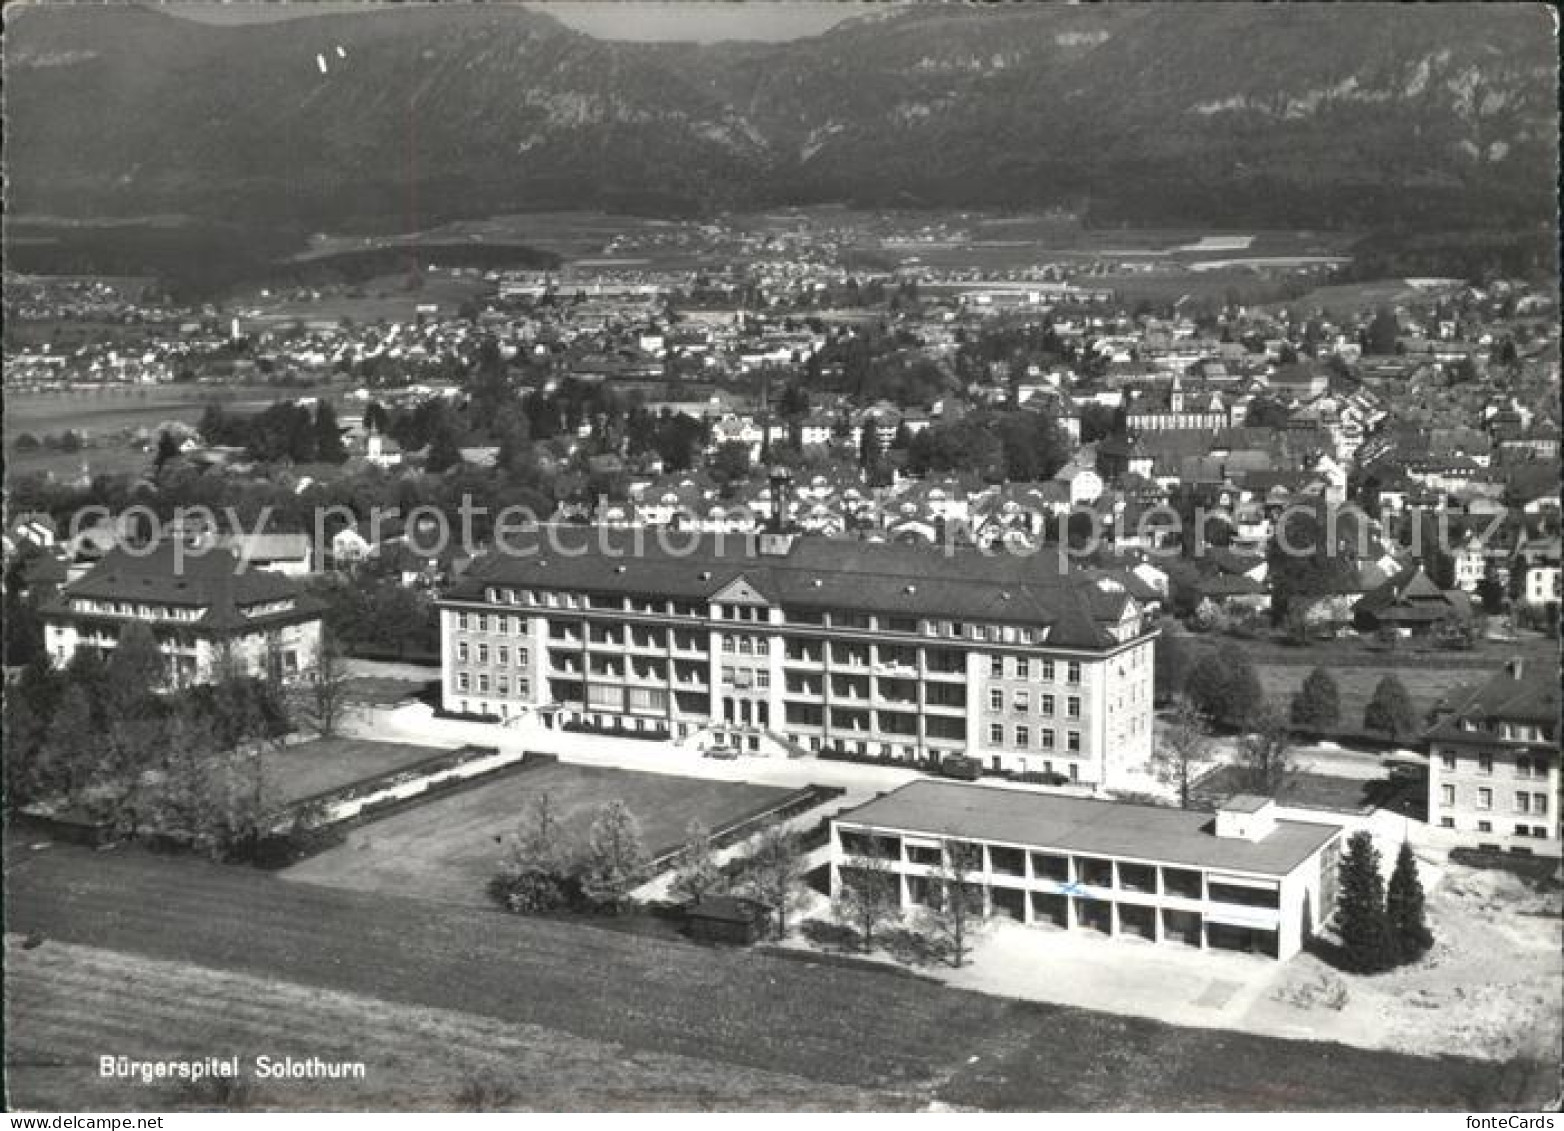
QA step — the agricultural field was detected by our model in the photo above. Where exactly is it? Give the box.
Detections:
[6,841,1541,1112]
[265,738,452,806]
[278,761,801,906]
[1253,659,1500,744]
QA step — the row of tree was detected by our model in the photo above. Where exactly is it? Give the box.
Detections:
[1335,833,1433,973]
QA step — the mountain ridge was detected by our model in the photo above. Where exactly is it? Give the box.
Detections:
[5,3,1556,235]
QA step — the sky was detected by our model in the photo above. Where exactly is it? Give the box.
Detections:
[162,1,889,40]
[529,2,884,43]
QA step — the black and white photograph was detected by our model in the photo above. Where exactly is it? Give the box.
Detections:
[1,0,1560,1116]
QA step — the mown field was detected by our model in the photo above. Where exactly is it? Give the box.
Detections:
[266,738,451,806]
[6,842,1538,1111]
[5,938,899,1112]
[278,762,799,906]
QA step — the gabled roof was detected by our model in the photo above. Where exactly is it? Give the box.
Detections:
[1426,661,1560,740]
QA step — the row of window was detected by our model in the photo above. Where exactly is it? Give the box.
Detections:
[987,723,1083,753]
[989,657,1084,684]
[455,612,530,635]
[1439,817,1554,840]
[471,591,1064,645]
[988,690,1082,719]
[720,667,770,690]
[453,672,532,697]
[454,643,531,667]
[1438,751,1552,778]
[1439,785,1550,815]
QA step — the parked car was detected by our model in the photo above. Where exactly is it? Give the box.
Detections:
[703,745,740,760]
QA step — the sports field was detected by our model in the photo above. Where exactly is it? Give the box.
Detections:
[279,761,801,906]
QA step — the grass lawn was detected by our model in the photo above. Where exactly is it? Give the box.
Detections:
[266,738,452,806]
[1254,661,1490,743]
[278,762,800,906]
[1192,765,1416,815]
[5,842,1538,1111]
[343,676,433,706]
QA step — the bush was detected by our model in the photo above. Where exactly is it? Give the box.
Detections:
[799,917,861,953]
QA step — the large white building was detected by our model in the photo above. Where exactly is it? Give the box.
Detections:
[831,781,1343,960]
[1427,659,1560,857]
[437,526,1157,786]
[42,544,324,688]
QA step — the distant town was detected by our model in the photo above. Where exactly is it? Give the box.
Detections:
[4,200,1560,1112]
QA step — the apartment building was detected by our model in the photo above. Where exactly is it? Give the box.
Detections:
[41,543,323,687]
[831,781,1342,959]
[437,527,1157,786]
[1426,659,1561,857]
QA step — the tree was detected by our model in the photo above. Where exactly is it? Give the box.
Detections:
[425,420,463,475]
[1335,830,1397,974]
[313,401,347,463]
[1363,675,1417,743]
[303,630,352,738]
[667,819,723,905]
[580,800,646,912]
[739,823,805,940]
[1238,700,1297,796]
[834,844,901,952]
[153,429,182,479]
[1153,627,1196,704]
[1289,666,1341,732]
[857,423,882,470]
[711,440,752,488]
[1385,840,1433,966]
[923,840,985,968]
[106,622,166,715]
[1364,306,1400,355]
[363,400,391,435]
[1151,696,1212,808]
[1184,649,1263,728]
[37,683,101,802]
[151,725,277,861]
[492,792,576,913]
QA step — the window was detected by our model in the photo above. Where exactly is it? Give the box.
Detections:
[1040,694,1055,716]
[497,647,509,666]
[722,637,735,654]
[757,670,770,690]
[989,689,1004,712]
[988,723,1004,746]
[1441,784,1456,806]
[1477,788,1492,811]
[1067,661,1081,684]
[1015,659,1029,680]
[457,673,469,691]
[1067,696,1081,720]
[1477,820,1492,833]
[1479,754,1494,775]
[990,657,1004,679]
[477,644,489,664]
[1040,660,1055,681]
[1517,757,1533,778]
[457,613,469,631]
[457,642,469,663]
[1440,752,1456,771]
[1535,793,1549,815]
[1041,729,1055,750]
[1013,691,1029,713]
[1440,817,1455,829]
[478,674,490,693]
[1067,730,1081,753]
[497,676,509,696]
[1015,725,1030,748]
[1515,793,1531,815]
[476,615,488,632]
[517,648,529,667]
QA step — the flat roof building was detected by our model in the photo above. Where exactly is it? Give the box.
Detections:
[832,780,1343,959]
[437,527,1157,786]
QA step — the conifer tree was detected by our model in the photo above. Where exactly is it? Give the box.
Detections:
[1385,840,1433,965]
[1336,830,1397,973]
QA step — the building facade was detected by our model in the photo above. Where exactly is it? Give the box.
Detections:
[831,782,1342,959]
[1426,659,1561,857]
[41,544,323,688]
[437,528,1157,786]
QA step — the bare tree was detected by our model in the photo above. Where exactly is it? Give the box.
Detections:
[740,822,805,940]
[668,818,723,904]
[492,792,575,912]
[1151,695,1212,808]
[834,848,901,952]
[580,800,646,912]
[923,839,986,967]
[303,629,353,738]
[1239,698,1297,797]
